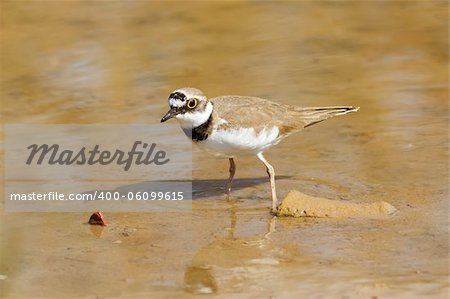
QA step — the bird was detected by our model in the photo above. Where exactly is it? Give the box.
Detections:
[161,87,359,213]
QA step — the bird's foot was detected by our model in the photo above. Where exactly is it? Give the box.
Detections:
[270,206,278,215]
[225,185,232,201]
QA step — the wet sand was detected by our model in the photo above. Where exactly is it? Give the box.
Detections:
[277,190,398,218]
[1,1,449,298]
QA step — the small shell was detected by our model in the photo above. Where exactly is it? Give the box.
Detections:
[88,211,107,226]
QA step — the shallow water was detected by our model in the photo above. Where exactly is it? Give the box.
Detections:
[1,1,448,298]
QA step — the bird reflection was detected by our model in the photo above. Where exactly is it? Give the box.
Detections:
[184,202,277,294]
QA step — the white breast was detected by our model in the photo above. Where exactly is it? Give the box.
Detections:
[196,126,281,157]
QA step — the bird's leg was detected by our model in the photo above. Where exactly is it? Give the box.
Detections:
[226,158,236,199]
[257,153,278,214]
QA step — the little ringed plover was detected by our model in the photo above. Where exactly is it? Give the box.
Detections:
[161,87,359,213]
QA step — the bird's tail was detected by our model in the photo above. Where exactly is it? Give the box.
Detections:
[292,106,359,128]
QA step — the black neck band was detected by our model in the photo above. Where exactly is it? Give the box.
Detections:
[191,114,212,142]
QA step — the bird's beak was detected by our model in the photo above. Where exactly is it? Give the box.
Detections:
[161,107,180,123]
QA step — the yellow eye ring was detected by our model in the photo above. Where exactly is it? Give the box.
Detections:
[187,99,198,109]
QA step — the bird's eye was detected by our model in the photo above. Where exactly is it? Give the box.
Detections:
[187,99,198,109]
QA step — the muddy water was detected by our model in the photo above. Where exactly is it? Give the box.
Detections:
[1,1,448,298]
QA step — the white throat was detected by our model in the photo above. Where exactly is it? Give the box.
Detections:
[176,101,213,129]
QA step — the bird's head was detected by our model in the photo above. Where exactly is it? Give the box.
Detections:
[161,87,212,128]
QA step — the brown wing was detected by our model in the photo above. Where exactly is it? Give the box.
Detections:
[210,95,293,132]
[211,95,359,134]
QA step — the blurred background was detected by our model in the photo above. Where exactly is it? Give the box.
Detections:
[1,1,448,298]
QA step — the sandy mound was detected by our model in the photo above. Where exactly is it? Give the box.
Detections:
[277,190,398,218]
